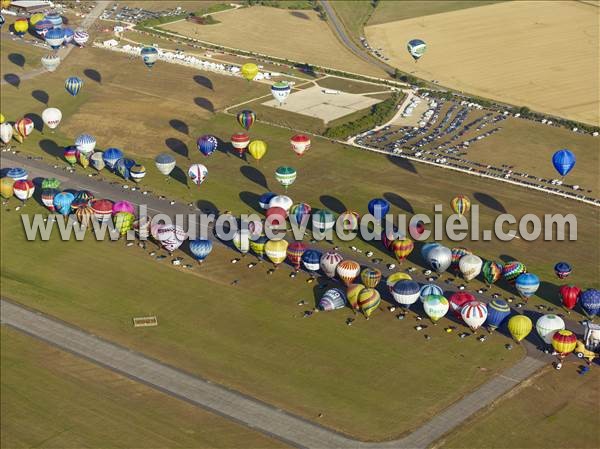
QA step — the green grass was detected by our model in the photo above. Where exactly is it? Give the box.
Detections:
[194,3,237,16]
[440,363,600,449]
[317,75,389,94]
[0,38,45,72]
[330,0,376,42]
[0,328,288,449]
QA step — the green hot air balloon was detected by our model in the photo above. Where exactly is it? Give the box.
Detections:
[275,166,296,190]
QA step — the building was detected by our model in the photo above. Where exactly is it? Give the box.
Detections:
[9,1,52,13]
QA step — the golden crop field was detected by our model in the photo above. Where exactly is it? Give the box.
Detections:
[161,6,386,77]
[366,1,600,125]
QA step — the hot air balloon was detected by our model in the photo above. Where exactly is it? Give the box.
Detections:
[337,210,359,232]
[75,134,96,155]
[387,272,412,292]
[358,288,380,318]
[271,81,291,105]
[231,132,250,157]
[391,237,414,264]
[13,180,34,202]
[197,135,218,157]
[42,107,62,130]
[13,18,28,36]
[275,166,296,190]
[259,192,277,210]
[90,152,105,171]
[45,27,65,50]
[45,12,63,28]
[290,134,310,157]
[248,140,267,162]
[53,191,75,215]
[0,122,13,144]
[41,54,60,72]
[140,46,159,69]
[515,273,540,300]
[63,146,78,166]
[482,260,502,286]
[559,285,581,311]
[232,229,250,255]
[133,216,152,240]
[154,153,176,177]
[449,292,475,319]
[265,239,288,267]
[552,149,575,177]
[6,167,28,181]
[552,330,577,358]
[188,163,208,186]
[151,224,187,254]
[130,164,146,183]
[65,76,83,96]
[407,39,426,61]
[114,211,135,236]
[347,284,365,311]
[63,27,73,43]
[0,114,4,124]
[417,284,442,303]
[241,63,258,81]
[486,299,511,331]
[320,251,343,279]
[71,190,93,210]
[507,315,532,343]
[290,202,312,226]
[312,209,335,233]
[189,238,213,264]
[423,294,449,323]
[536,314,565,345]
[112,200,135,216]
[237,110,255,130]
[409,219,426,240]
[75,206,94,228]
[580,289,600,317]
[0,177,14,199]
[360,267,381,288]
[34,19,52,37]
[29,12,44,26]
[115,158,135,180]
[458,254,482,282]
[461,301,488,332]
[265,206,287,230]
[392,280,420,308]
[502,261,526,284]
[269,195,293,212]
[250,234,268,260]
[420,242,440,261]
[319,288,346,311]
[381,226,401,250]
[90,199,113,222]
[286,241,307,270]
[78,151,88,172]
[554,262,572,280]
[15,118,34,139]
[336,260,360,286]
[73,29,89,46]
[301,249,321,275]
[0,15,4,29]
[368,198,390,221]
[426,245,452,273]
[450,247,472,271]
[450,195,470,216]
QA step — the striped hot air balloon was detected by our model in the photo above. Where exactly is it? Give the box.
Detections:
[312,209,335,233]
[115,158,135,180]
[391,237,414,264]
[450,194,470,216]
[231,132,250,157]
[360,267,382,289]
[319,288,346,311]
[301,249,321,275]
[78,151,90,169]
[536,314,565,345]
[419,283,443,302]
[347,284,365,311]
[449,292,475,319]
[90,199,113,222]
[73,29,89,46]
[502,261,526,284]
[102,148,123,170]
[151,224,187,253]
[482,260,502,286]
[189,239,213,264]
[290,134,310,157]
[461,301,488,331]
[451,247,472,270]
[7,167,28,181]
[486,299,511,331]
[41,53,61,72]
[386,272,412,292]
[507,315,532,343]
[114,211,135,236]
[320,251,343,279]
[249,234,268,260]
[188,163,208,186]
[553,262,572,280]
[75,134,96,155]
[12,180,34,202]
[65,76,83,96]
[515,273,540,300]
[75,206,94,228]
[275,166,296,190]
[286,241,307,270]
[71,190,94,210]
[63,146,78,166]
[290,202,312,226]
[423,295,449,323]
[338,210,360,232]
[358,288,381,318]
[336,260,360,286]
[130,164,146,183]
[236,110,255,130]
[41,188,59,211]
[15,118,34,139]
[265,239,288,267]
[391,280,420,308]
[552,330,577,357]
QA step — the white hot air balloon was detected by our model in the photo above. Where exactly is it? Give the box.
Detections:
[41,54,61,72]
[458,254,483,281]
[320,251,343,279]
[460,301,488,331]
[154,153,176,177]
[0,122,14,144]
[426,246,452,273]
[269,195,293,212]
[75,134,96,156]
[42,108,62,130]
[536,314,566,344]
[271,81,291,105]
[73,29,89,46]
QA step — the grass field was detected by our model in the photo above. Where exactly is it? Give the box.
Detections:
[1,38,44,72]
[439,363,600,449]
[0,328,288,449]
[365,1,600,125]
[316,75,392,94]
[160,5,387,77]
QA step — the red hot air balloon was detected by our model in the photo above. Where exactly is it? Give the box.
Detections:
[449,292,475,319]
[559,285,581,311]
[290,134,311,157]
[286,241,307,271]
[231,132,250,157]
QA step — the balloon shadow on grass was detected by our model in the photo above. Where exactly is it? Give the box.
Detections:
[196,199,219,215]
[473,192,506,213]
[239,191,263,214]
[290,11,309,20]
[8,53,25,69]
[169,119,188,135]
[169,165,188,187]
[383,192,414,214]
[25,113,43,132]
[165,137,189,159]
[84,68,102,84]
[39,139,63,158]
[319,195,346,214]
[32,89,49,105]
[240,166,268,189]
[387,154,417,175]
[193,75,213,90]
[215,136,233,157]
[4,74,20,89]
[194,97,214,113]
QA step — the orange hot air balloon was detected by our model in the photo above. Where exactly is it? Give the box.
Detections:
[336,260,360,287]
[391,237,414,263]
[552,330,577,358]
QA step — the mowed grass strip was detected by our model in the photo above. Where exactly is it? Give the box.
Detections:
[0,328,288,449]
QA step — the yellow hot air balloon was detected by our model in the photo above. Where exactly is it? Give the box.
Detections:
[507,315,532,343]
[248,140,267,162]
[13,18,28,36]
[358,288,381,318]
[386,272,411,291]
[241,63,259,81]
[1,0,12,9]
[551,330,577,356]
[346,283,365,311]
[0,113,5,124]
[451,195,471,216]
[1,177,15,199]
[29,12,45,26]
[264,239,288,266]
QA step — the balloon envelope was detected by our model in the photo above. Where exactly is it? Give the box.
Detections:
[552,149,575,177]
[407,39,426,61]
[319,288,346,311]
[507,315,532,342]
[461,301,488,331]
[536,314,565,345]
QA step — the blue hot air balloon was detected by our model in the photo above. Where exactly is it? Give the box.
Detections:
[65,76,83,96]
[554,262,572,279]
[63,27,74,44]
[301,249,322,274]
[368,198,390,221]
[259,192,277,210]
[115,158,136,180]
[102,148,124,170]
[45,27,65,50]
[419,283,443,302]
[407,39,427,61]
[197,135,218,157]
[0,15,5,30]
[7,167,28,181]
[486,299,511,331]
[515,273,540,300]
[45,12,64,28]
[318,288,346,311]
[189,239,213,263]
[552,149,575,177]
[580,289,600,317]
[53,191,75,216]
[140,46,159,69]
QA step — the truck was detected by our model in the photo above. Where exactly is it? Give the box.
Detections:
[574,322,600,363]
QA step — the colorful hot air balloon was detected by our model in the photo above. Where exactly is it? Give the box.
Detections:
[64,146,78,166]
[12,180,34,202]
[75,206,94,228]
[580,289,600,317]
[71,190,93,210]
[486,299,511,331]
[130,164,146,183]
[154,153,176,176]
[0,122,13,144]
[552,330,577,357]
[197,135,218,157]
[237,110,255,130]
[286,241,307,270]
[552,149,575,177]
[15,118,34,139]
[63,27,74,44]
[391,237,414,264]
[241,63,258,81]
[368,198,390,221]
[112,200,135,216]
[75,134,96,156]
[90,152,105,171]
[301,249,321,275]
[449,292,475,319]
[559,285,581,311]
[140,46,159,69]
[115,158,135,180]
[554,262,572,280]
[391,280,420,308]
[423,294,449,323]
[0,177,15,199]
[426,246,452,273]
[133,216,152,240]
[73,29,89,46]
[53,191,75,215]
[29,12,44,26]
[233,229,250,255]
[265,206,287,230]
[112,211,134,236]
[458,254,482,282]
[248,140,267,162]
[337,210,359,232]
[358,288,381,318]
[65,76,83,96]
[347,284,365,311]
[189,239,213,263]
[386,272,411,292]
[336,260,360,286]
[420,242,441,261]
[507,315,532,343]
[320,251,343,279]
[450,247,472,270]
[6,167,28,181]
[312,209,335,233]
[360,267,381,288]
[90,199,113,222]
[13,18,28,36]
[264,239,288,266]
[536,314,566,345]
[250,234,268,260]
[461,301,488,332]
[450,195,470,216]
[515,273,540,300]
[407,39,426,61]
[78,150,89,170]
[319,288,346,311]
[419,283,442,302]
[41,54,60,72]
[290,202,312,226]
[45,12,63,28]
[151,224,187,253]
[502,261,526,284]
[271,81,291,105]
[41,107,62,130]
[258,192,276,210]
[188,163,208,186]
[275,166,296,190]
[290,134,310,157]
[482,260,502,286]
[45,27,65,50]
[34,19,52,37]
[231,132,250,157]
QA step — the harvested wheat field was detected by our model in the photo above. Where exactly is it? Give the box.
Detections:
[366,1,599,125]
[162,5,386,77]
